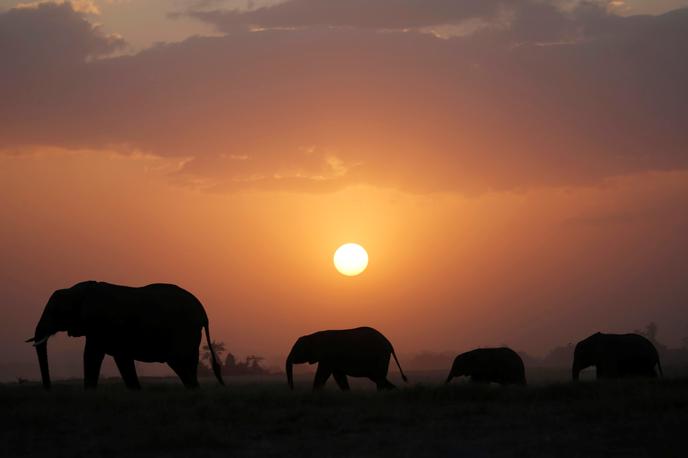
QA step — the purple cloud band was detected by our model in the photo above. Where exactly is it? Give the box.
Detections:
[1,1,687,192]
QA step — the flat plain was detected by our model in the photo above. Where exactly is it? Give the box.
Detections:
[2,369,687,457]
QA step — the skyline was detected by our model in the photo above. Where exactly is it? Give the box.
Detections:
[1,0,688,380]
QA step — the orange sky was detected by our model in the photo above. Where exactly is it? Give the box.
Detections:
[1,1,687,379]
[2,150,687,376]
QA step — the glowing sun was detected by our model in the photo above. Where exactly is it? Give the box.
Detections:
[333,243,369,276]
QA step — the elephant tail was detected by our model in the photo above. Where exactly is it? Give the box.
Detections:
[204,323,225,386]
[391,350,408,383]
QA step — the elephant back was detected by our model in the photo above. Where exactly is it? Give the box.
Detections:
[313,327,394,358]
[81,282,209,361]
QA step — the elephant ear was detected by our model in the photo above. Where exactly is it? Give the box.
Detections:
[307,334,326,364]
[65,282,96,337]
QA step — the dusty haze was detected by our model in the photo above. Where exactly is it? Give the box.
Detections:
[1,0,687,380]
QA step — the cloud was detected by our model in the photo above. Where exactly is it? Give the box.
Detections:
[0,2,123,64]
[184,0,510,31]
[17,0,101,14]
[181,0,630,39]
[0,1,687,192]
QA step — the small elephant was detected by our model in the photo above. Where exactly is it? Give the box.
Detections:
[572,332,662,380]
[445,347,526,385]
[286,326,408,391]
[26,281,224,390]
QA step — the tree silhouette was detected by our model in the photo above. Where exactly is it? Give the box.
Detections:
[247,355,264,369]
[645,322,658,343]
[201,340,226,366]
[221,353,270,375]
[542,343,575,367]
[634,322,659,344]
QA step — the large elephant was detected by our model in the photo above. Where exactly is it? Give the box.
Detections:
[26,281,224,390]
[572,332,663,380]
[286,327,408,391]
[445,347,526,385]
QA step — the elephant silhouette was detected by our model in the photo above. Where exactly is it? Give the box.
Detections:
[572,332,662,380]
[286,327,408,391]
[445,347,526,385]
[26,281,224,389]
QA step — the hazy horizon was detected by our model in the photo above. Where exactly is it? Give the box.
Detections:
[2,1,688,382]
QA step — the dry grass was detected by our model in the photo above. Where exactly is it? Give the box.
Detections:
[2,370,688,457]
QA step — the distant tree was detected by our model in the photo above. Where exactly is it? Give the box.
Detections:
[516,351,541,368]
[225,352,237,369]
[644,322,658,343]
[201,340,226,366]
[221,353,270,375]
[542,343,575,367]
[247,355,265,370]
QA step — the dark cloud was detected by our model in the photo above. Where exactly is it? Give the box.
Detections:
[180,1,634,39]
[1,2,687,192]
[0,2,123,65]
[184,0,509,31]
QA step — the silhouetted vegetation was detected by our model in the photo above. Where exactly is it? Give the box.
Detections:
[408,323,688,372]
[3,373,688,457]
[223,354,272,376]
[201,340,226,365]
[634,322,688,367]
[199,340,273,376]
[6,324,688,456]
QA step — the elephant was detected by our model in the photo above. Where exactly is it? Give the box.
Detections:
[26,281,224,390]
[572,332,662,380]
[445,347,526,386]
[286,326,408,391]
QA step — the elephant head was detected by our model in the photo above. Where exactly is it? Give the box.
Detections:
[446,352,473,383]
[25,282,92,389]
[572,332,601,381]
[285,335,320,390]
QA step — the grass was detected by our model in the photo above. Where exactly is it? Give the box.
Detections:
[2,372,688,457]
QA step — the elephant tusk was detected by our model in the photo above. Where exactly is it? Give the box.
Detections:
[32,336,49,346]
[25,337,35,343]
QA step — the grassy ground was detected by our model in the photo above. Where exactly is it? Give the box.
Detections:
[2,371,687,457]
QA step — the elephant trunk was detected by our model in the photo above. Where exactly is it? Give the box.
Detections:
[286,354,294,390]
[447,359,463,384]
[36,341,51,390]
[29,318,55,390]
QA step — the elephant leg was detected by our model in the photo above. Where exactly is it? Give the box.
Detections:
[114,356,141,390]
[469,376,489,384]
[168,359,200,389]
[313,363,331,391]
[597,365,615,379]
[333,372,350,391]
[374,378,396,391]
[83,340,105,389]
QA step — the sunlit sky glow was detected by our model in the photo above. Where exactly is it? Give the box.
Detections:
[1,0,687,379]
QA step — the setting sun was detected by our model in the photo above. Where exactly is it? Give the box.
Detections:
[333,243,369,277]
[2,1,688,455]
